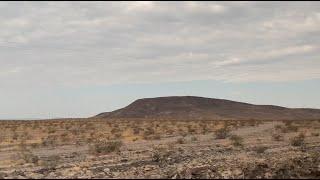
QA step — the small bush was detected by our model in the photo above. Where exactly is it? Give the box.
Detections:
[190,136,198,142]
[215,127,230,139]
[133,127,140,135]
[229,135,243,147]
[177,137,186,144]
[201,126,210,134]
[20,151,39,164]
[252,146,268,154]
[187,125,196,134]
[286,125,298,132]
[41,135,57,147]
[275,125,283,130]
[90,140,123,155]
[48,127,56,134]
[151,145,174,164]
[149,134,161,140]
[143,127,155,139]
[272,133,284,141]
[40,155,61,169]
[279,122,299,133]
[290,133,305,147]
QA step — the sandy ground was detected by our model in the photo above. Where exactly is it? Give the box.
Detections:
[0,120,319,179]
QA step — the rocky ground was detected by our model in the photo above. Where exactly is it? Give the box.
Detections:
[0,119,319,179]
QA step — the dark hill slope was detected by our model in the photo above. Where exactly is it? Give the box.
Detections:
[95,96,320,120]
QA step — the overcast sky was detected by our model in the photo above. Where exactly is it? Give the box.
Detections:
[0,1,320,119]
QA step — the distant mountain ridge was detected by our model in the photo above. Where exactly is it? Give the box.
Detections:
[95,96,320,120]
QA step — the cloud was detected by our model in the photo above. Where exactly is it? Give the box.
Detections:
[0,1,319,89]
[215,44,319,67]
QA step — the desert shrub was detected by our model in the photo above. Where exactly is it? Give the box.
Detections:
[181,132,188,137]
[20,151,39,164]
[286,124,298,132]
[190,136,198,142]
[48,127,56,134]
[18,139,28,151]
[114,132,122,139]
[40,155,61,169]
[177,137,186,144]
[215,127,230,139]
[132,127,140,135]
[272,133,284,141]
[278,121,299,133]
[201,126,210,134]
[166,128,174,135]
[143,127,155,139]
[152,134,161,140]
[60,133,70,143]
[70,128,80,136]
[30,143,39,149]
[248,120,257,127]
[275,124,283,130]
[90,140,123,155]
[187,125,196,134]
[111,127,120,134]
[151,145,175,164]
[12,132,19,141]
[41,135,57,147]
[229,135,243,147]
[0,172,5,179]
[32,123,39,130]
[290,133,305,147]
[252,146,268,154]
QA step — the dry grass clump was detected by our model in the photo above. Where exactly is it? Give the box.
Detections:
[252,146,268,154]
[290,133,305,147]
[142,127,156,140]
[41,135,57,147]
[19,151,40,164]
[152,134,161,140]
[281,121,299,133]
[190,136,198,142]
[215,127,230,139]
[40,155,61,169]
[229,134,243,147]
[177,137,186,144]
[90,140,123,155]
[272,133,284,141]
[132,127,141,135]
[151,144,175,164]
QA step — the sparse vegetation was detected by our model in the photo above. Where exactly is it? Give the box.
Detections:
[229,134,244,147]
[40,155,61,169]
[190,136,198,142]
[272,133,284,141]
[19,151,39,164]
[0,119,319,178]
[290,133,305,147]
[252,146,268,154]
[215,127,230,139]
[177,137,186,144]
[90,140,123,155]
[151,145,174,164]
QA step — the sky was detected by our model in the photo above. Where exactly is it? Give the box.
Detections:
[0,1,320,119]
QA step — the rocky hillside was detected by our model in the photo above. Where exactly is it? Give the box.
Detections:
[95,96,320,120]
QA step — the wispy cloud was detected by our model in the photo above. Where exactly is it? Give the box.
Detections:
[0,1,319,89]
